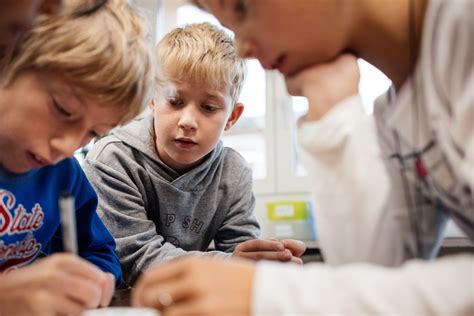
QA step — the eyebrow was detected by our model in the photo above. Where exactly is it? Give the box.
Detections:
[205,91,226,103]
[173,88,225,101]
[64,84,88,107]
[70,91,85,105]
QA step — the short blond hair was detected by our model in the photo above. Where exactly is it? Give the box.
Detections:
[155,22,246,104]
[2,0,154,124]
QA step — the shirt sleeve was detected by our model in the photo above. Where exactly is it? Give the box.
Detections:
[297,95,419,265]
[70,161,122,284]
[251,94,472,314]
[253,254,474,315]
[213,166,260,252]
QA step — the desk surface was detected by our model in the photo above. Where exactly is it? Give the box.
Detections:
[83,288,158,316]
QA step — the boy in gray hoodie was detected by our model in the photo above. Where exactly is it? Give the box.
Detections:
[84,22,305,286]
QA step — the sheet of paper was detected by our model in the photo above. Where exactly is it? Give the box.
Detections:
[82,307,159,316]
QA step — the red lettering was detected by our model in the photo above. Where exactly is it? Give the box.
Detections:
[0,191,44,235]
[10,205,27,233]
[31,204,44,230]
[0,190,15,235]
[10,205,44,234]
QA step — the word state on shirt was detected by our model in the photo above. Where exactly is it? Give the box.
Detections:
[0,189,44,271]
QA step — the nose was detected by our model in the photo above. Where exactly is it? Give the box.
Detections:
[236,37,256,59]
[49,129,90,161]
[177,107,198,131]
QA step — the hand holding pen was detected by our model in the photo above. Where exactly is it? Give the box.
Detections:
[0,253,112,315]
[0,192,117,315]
[58,191,116,307]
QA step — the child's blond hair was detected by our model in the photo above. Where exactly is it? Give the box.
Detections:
[155,22,246,104]
[2,0,154,124]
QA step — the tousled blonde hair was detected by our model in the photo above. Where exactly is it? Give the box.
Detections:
[2,0,155,124]
[155,22,246,104]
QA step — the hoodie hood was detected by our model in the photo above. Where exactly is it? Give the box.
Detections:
[111,113,224,191]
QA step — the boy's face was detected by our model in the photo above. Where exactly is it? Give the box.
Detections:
[0,70,121,174]
[0,0,62,70]
[151,79,243,173]
[196,0,347,77]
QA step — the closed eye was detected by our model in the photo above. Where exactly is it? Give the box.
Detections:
[52,98,72,118]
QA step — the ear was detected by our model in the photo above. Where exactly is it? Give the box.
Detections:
[149,97,156,111]
[225,102,244,131]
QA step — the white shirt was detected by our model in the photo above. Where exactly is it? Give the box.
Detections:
[253,0,474,314]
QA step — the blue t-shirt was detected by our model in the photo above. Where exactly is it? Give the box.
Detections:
[0,158,121,282]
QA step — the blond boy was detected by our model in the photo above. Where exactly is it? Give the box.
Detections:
[0,0,154,314]
[85,22,305,286]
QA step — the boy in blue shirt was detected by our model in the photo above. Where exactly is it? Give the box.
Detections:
[0,0,154,314]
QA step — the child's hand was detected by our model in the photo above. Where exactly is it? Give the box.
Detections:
[285,54,360,122]
[232,239,303,264]
[0,253,113,315]
[99,272,116,307]
[281,239,307,257]
[132,256,255,316]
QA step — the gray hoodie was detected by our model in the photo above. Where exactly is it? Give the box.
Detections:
[84,114,259,285]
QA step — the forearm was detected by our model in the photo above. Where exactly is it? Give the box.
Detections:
[119,233,234,285]
[253,254,474,315]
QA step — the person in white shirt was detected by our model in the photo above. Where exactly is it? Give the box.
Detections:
[131,0,474,315]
